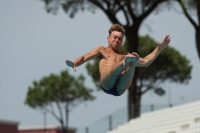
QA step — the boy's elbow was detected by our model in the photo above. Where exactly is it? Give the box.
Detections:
[141,59,150,67]
[144,63,150,67]
[140,62,149,67]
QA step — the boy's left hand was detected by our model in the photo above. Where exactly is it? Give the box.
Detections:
[158,35,171,50]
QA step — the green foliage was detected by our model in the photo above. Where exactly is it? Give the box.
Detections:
[137,35,192,85]
[154,87,165,96]
[62,0,96,18]
[25,69,95,109]
[85,35,193,95]
[25,69,95,132]
[43,0,96,17]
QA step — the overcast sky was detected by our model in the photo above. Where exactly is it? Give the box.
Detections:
[0,0,200,131]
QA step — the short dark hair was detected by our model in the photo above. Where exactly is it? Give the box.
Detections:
[108,24,125,36]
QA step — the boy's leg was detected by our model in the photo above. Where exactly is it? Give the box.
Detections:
[115,62,137,95]
[100,61,125,90]
[100,55,134,90]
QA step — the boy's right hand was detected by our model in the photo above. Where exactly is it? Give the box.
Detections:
[132,52,139,62]
[65,60,76,72]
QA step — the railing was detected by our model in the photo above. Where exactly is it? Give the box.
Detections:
[77,104,173,133]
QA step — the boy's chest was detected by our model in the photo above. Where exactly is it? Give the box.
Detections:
[101,50,126,62]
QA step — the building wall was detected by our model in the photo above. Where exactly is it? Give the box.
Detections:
[0,122,18,133]
[18,128,76,133]
[18,129,57,133]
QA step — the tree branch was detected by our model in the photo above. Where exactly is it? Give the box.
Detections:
[141,80,155,95]
[114,0,130,26]
[141,70,167,95]
[89,0,120,24]
[176,0,198,30]
[126,0,137,21]
[55,100,64,124]
[139,0,161,21]
[88,0,107,13]
[102,0,111,11]
[69,102,80,112]
[198,0,200,26]
[44,104,61,122]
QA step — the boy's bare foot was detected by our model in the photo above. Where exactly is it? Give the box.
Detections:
[65,60,74,67]
[123,55,136,68]
[126,52,139,69]
[66,60,76,72]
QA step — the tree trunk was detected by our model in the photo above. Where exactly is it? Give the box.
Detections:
[60,119,66,133]
[124,25,142,120]
[180,0,200,60]
[196,0,200,60]
[196,27,200,60]
[65,103,69,133]
[128,72,141,120]
[124,26,139,53]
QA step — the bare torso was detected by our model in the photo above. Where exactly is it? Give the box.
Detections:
[96,47,129,76]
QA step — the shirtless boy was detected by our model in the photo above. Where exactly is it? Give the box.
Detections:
[66,24,171,96]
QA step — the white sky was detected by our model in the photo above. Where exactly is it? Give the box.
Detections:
[0,0,200,130]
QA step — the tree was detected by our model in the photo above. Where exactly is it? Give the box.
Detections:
[86,35,192,117]
[176,0,200,61]
[24,69,95,133]
[40,0,175,120]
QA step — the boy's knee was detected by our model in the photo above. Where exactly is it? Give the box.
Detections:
[116,87,126,95]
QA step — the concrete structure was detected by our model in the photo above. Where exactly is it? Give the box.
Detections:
[107,100,200,133]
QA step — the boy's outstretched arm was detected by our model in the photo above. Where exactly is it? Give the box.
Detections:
[65,46,104,72]
[136,35,171,67]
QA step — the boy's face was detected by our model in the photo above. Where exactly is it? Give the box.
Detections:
[107,31,124,50]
